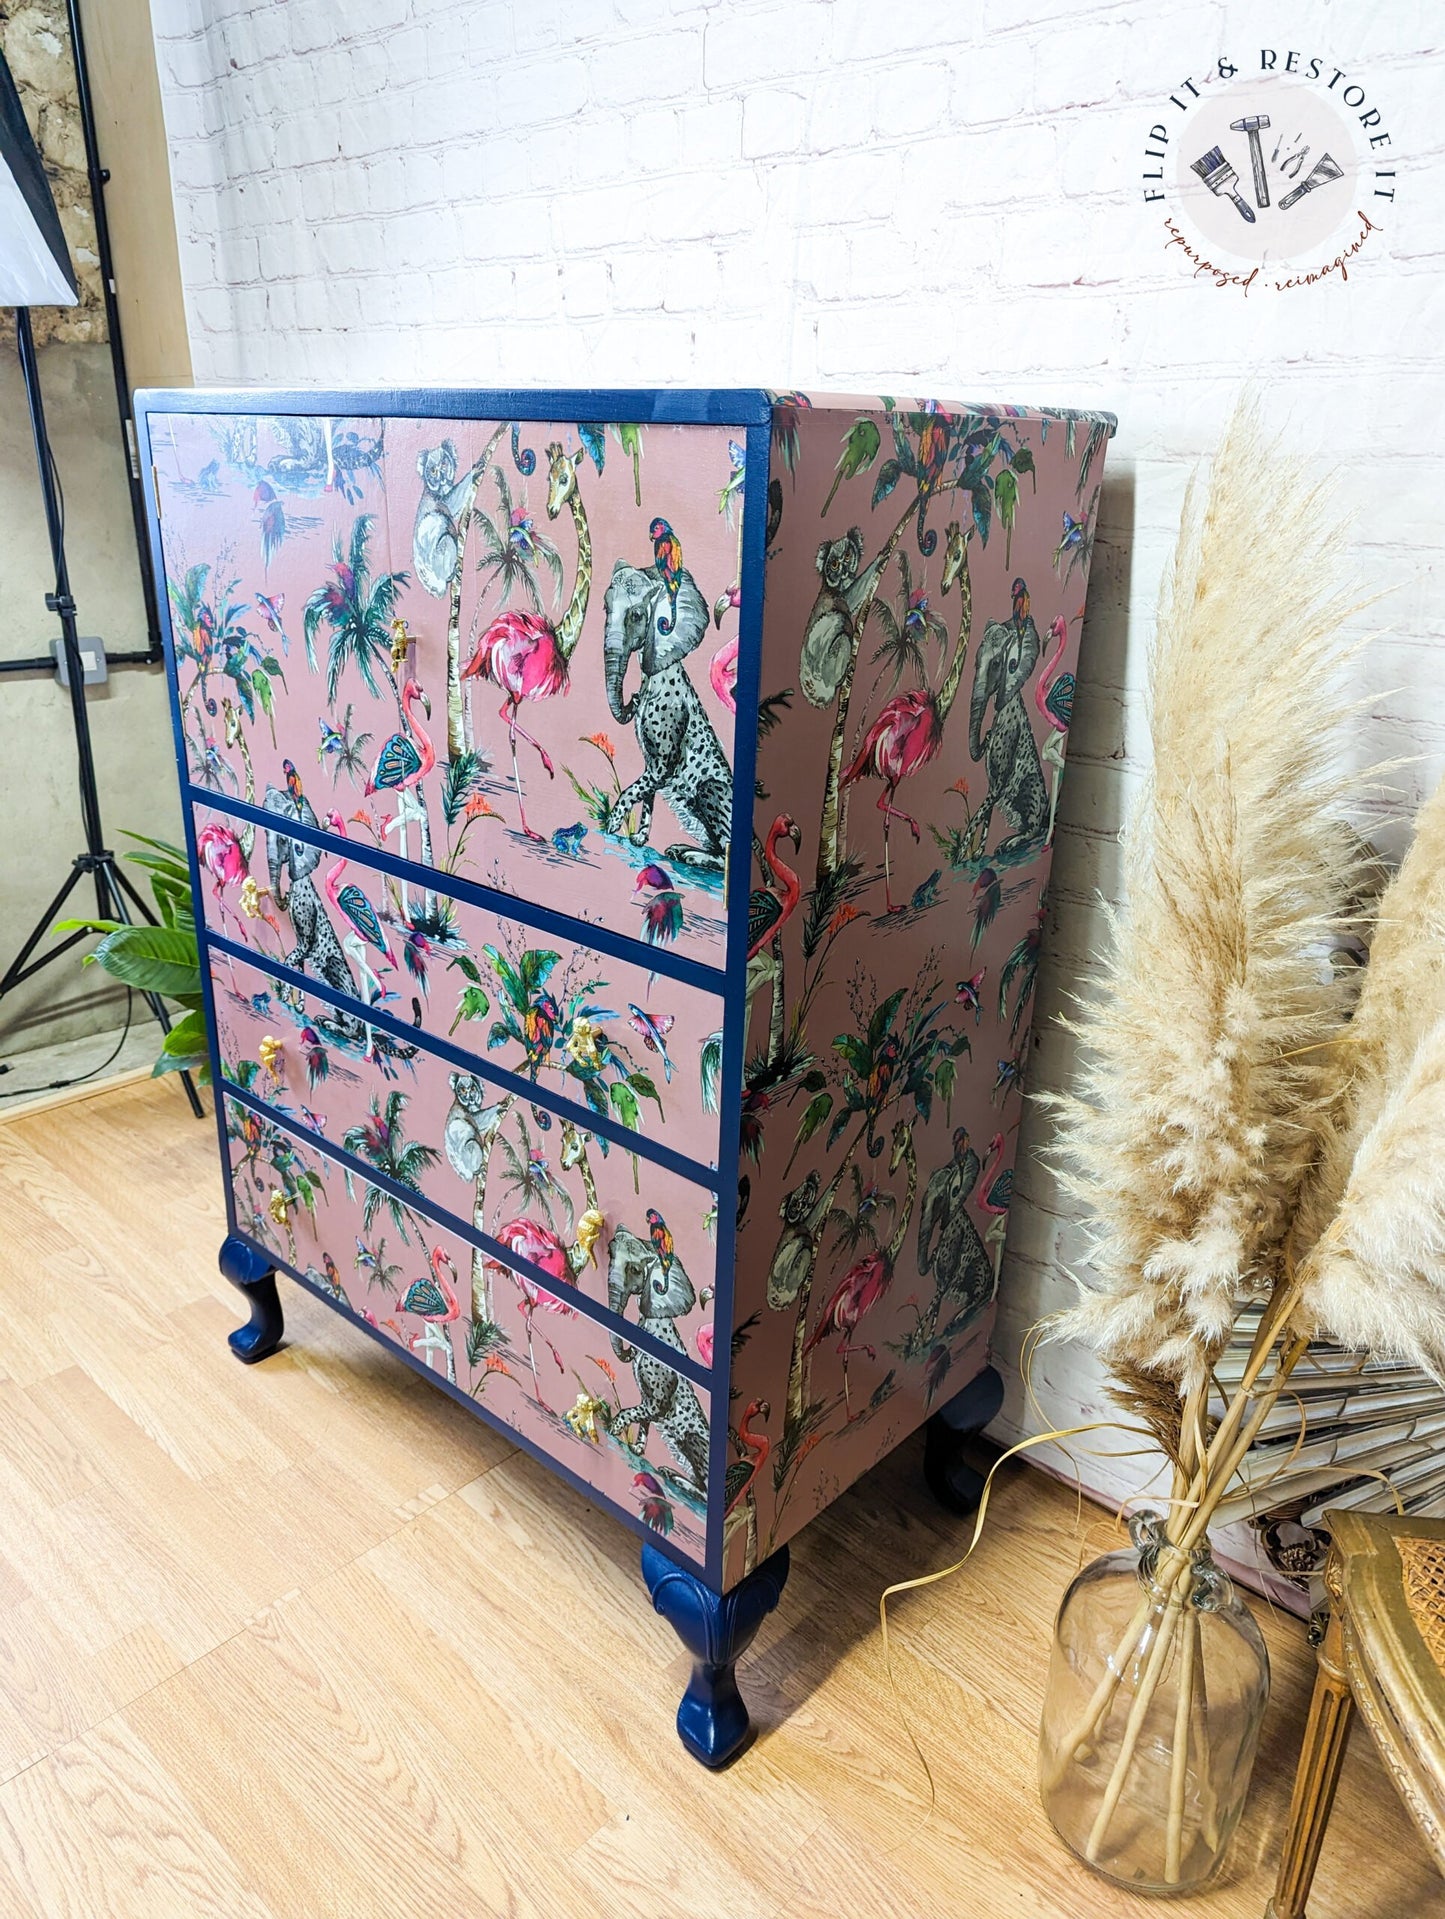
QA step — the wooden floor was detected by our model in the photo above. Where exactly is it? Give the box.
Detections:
[0,1077,1439,1919]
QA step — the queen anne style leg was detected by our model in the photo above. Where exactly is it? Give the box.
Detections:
[219,1233,285,1363]
[924,1364,1005,1515]
[642,1544,790,1767]
[1267,1601,1355,1919]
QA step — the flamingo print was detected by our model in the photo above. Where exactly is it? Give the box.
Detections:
[1035,615,1073,844]
[747,814,803,961]
[724,1399,771,1514]
[497,1216,576,1403]
[803,1121,917,1418]
[840,690,941,914]
[196,820,249,943]
[320,810,397,1056]
[840,573,971,911]
[709,629,739,713]
[461,443,591,841]
[978,1132,1013,1281]
[399,1246,462,1322]
[723,1396,772,1571]
[398,1246,462,1383]
[366,679,436,805]
[320,812,396,967]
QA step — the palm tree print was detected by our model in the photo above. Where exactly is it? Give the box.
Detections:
[472,465,564,613]
[868,552,949,690]
[303,514,409,707]
[326,704,374,785]
[341,1091,439,1243]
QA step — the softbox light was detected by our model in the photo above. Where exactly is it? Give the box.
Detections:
[0,46,77,307]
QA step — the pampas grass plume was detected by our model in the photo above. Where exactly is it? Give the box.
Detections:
[1045,401,1372,1399]
[1300,1013,1445,1378]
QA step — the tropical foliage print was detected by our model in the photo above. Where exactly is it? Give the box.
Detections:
[157,396,1106,1587]
[727,395,1109,1580]
[222,1092,711,1564]
[161,411,741,972]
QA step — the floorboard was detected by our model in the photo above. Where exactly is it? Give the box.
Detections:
[0,1077,1438,1917]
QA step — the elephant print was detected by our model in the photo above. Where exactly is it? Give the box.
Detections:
[968,578,1048,861]
[602,558,733,876]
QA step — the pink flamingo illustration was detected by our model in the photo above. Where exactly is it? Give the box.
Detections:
[724,1398,771,1515]
[840,583,972,912]
[365,679,435,802]
[1035,615,1074,844]
[397,1246,461,1383]
[840,689,942,913]
[365,678,437,912]
[320,812,397,968]
[497,1216,576,1402]
[196,819,248,942]
[195,821,250,990]
[978,1132,1013,1280]
[709,627,739,713]
[398,1246,461,1322]
[460,444,592,841]
[747,814,803,960]
[803,1122,916,1418]
[461,612,567,841]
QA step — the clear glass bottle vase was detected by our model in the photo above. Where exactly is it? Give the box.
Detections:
[1038,1511,1270,1896]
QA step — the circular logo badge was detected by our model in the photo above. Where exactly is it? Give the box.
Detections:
[1143,55,1398,290]
[1178,78,1357,259]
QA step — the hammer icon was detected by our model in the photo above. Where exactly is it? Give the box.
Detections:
[1231,114,1271,208]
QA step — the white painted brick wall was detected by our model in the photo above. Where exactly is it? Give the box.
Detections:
[149,0,1445,1507]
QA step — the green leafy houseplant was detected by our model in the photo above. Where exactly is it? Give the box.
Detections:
[57,834,209,1082]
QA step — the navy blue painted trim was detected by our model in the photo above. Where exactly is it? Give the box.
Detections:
[134,406,239,1242]
[205,927,721,1192]
[187,786,727,999]
[238,1225,716,1590]
[135,386,772,430]
[698,415,772,1588]
[219,1078,712,1389]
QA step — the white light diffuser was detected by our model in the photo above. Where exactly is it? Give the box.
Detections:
[0,48,77,307]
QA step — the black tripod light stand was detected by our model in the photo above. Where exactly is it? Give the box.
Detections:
[0,309,203,1117]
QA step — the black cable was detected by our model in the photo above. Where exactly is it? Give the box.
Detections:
[0,987,136,1099]
[48,435,64,550]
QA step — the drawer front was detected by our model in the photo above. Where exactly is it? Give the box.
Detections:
[154,408,744,969]
[190,801,725,1174]
[222,1094,711,1567]
[209,945,718,1366]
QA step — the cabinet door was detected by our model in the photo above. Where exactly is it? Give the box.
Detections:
[155,407,746,971]
[210,944,719,1370]
[223,1094,712,1567]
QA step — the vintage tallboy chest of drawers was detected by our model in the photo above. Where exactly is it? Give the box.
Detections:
[139,387,1113,1764]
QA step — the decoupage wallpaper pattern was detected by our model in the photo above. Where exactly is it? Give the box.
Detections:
[722,395,1108,1584]
[152,411,742,967]
[151,394,1108,1589]
[224,1091,711,1566]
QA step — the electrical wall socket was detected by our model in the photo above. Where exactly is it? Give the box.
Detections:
[51,639,109,688]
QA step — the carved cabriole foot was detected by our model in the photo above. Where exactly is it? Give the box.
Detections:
[924,1363,1005,1516]
[219,1234,285,1363]
[1267,1600,1355,1919]
[642,1543,790,1768]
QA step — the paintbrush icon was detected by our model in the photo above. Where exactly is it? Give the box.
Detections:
[1191,145,1256,223]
